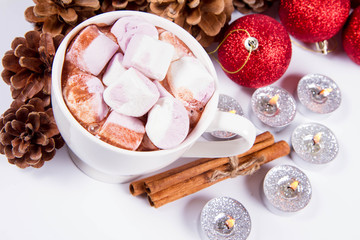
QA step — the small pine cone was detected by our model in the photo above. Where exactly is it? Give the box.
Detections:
[233,0,276,14]
[0,98,65,169]
[99,0,149,12]
[1,31,64,104]
[149,0,234,47]
[24,0,101,36]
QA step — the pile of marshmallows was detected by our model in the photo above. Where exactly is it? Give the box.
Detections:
[63,16,215,151]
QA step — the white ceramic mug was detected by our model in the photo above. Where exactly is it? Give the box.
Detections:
[51,11,256,183]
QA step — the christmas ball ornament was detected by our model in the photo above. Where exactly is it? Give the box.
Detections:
[342,6,360,65]
[278,0,350,43]
[217,14,292,88]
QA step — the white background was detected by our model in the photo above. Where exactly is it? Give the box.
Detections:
[1,1,360,239]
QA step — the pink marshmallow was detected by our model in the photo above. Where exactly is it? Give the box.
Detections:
[98,111,145,150]
[66,25,119,76]
[102,53,127,86]
[123,34,174,81]
[167,56,215,107]
[103,68,160,117]
[111,16,159,52]
[159,31,194,61]
[63,73,109,125]
[146,97,190,149]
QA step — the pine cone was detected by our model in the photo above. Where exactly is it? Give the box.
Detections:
[99,0,149,12]
[1,31,64,104]
[0,98,65,169]
[149,0,234,47]
[233,0,276,14]
[24,0,101,36]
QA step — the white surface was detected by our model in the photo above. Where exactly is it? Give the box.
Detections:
[1,1,360,240]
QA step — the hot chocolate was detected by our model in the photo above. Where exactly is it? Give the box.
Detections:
[62,16,215,151]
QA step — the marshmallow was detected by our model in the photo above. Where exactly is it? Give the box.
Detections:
[98,111,145,150]
[123,34,174,81]
[167,56,215,107]
[159,31,194,61]
[111,16,159,52]
[137,133,159,151]
[153,80,173,98]
[146,97,189,149]
[102,53,127,86]
[63,73,109,125]
[66,25,119,76]
[103,68,160,117]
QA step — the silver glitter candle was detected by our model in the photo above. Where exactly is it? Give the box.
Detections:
[262,165,312,215]
[291,122,339,170]
[199,197,251,240]
[250,86,296,132]
[296,74,341,119]
[211,94,244,139]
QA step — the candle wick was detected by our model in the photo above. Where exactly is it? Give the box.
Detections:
[312,132,322,145]
[318,88,333,97]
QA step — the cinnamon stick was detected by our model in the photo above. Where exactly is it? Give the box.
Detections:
[129,131,273,196]
[144,135,275,194]
[148,141,290,208]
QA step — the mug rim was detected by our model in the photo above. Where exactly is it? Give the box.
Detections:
[51,10,219,156]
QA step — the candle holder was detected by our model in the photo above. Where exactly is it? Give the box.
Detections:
[202,94,244,141]
[199,197,251,240]
[296,73,341,119]
[250,86,296,132]
[291,122,339,170]
[262,165,312,215]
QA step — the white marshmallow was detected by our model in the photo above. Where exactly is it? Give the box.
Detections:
[63,73,109,124]
[103,68,160,117]
[167,56,215,106]
[123,34,174,81]
[159,30,194,61]
[102,53,127,86]
[98,111,145,150]
[153,80,173,98]
[146,97,189,149]
[66,25,119,76]
[111,16,159,52]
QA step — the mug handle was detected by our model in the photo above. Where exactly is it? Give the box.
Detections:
[182,111,256,158]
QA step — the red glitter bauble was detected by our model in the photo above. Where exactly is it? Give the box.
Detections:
[217,14,292,88]
[278,0,350,42]
[342,6,360,65]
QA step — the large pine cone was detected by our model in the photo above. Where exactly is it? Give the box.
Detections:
[24,0,101,36]
[1,31,63,104]
[0,98,64,169]
[99,0,149,12]
[233,0,276,14]
[149,0,234,47]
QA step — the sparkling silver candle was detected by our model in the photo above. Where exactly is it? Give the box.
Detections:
[211,94,244,139]
[262,165,312,215]
[200,197,251,240]
[291,122,339,170]
[296,74,341,119]
[250,86,296,132]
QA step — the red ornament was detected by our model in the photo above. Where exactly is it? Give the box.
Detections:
[217,14,292,88]
[342,6,360,65]
[278,0,350,43]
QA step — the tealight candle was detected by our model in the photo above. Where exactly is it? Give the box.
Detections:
[250,86,296,132]
[291,122,339,170]
[296,73,341,118]
[262,165,312,215]
[210,94,244,139]
[199,197,251,240]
